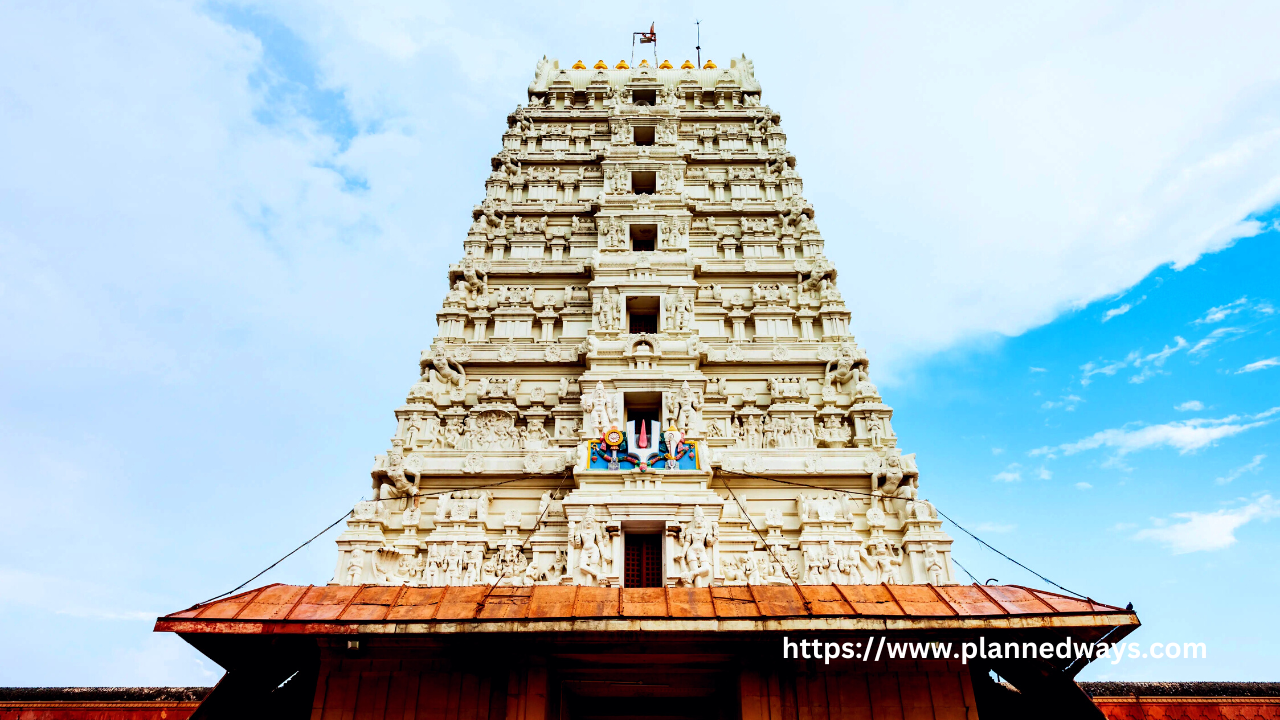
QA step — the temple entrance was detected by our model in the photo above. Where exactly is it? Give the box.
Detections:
[553,656,738,720]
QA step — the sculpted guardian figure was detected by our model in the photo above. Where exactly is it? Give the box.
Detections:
[423,347,466,392]
[583,381,614,436]
[571,506,607,586]
[677,506,719,587]
[373,442,417,501]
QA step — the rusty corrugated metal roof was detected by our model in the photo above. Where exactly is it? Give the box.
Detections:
[157,582,1129,633]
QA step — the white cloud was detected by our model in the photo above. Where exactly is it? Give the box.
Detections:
[1176,400,1205,411]
[1135,495,1279,553]
[1102,304,1131,322]
[1080,360,1127,385]
[1191,326,1248,355]
[1038,466,1053,480]
[1030,407,1278,457]
[1136,337,1189,367]
[1081,335,1190,385]
[1193,296,1249,324]
[1029,367,1048,373]
[1076,482,1093,490]
[1238,357,1280,373]
[993,463,1023,482]
[1041,394,1084,411]
[1216,454,1265,485]
[1129,336,1189,383]
[991,447,1005,455]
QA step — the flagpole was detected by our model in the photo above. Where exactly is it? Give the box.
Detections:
[696,20,701,68]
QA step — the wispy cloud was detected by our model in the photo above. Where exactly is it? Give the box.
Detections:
[1029,366,1047,373]
[993,463,1022,482]
[1190,326,1248,355]
[1076,482,1093,490]
[1081,335,1190,385]
[1175,400,1205,412]
[1103,304,1131,322]
[1135,495,1278,553]
[1030,407,1278,458]
[991,447,1005,456]
[1193,296,1249,324]
[1216,454,1265,485]
[1041,394,1084,411]
[1237,357,1280,374]
[1038,466,1053,480]
[1080,360,1127,386]
[1129,336,1188,383]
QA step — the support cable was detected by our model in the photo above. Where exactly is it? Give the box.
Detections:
[717,475,811,614]
[718,468,1090,599]
[190,476,532,609]
[476,470,572,612]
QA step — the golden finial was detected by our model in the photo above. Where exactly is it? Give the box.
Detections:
[658,59,673,69]
[594,60,608,70]
[680,60,695,69]
[571,60,586,70]
[615,60,630,70]
[703,60,717,69]
[639,59,650,67]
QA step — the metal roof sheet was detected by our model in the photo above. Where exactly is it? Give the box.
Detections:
[160,583,1129,633]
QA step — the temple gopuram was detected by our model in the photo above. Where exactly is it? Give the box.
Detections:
[153,55,1147,720]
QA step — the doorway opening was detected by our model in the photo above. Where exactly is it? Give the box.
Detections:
[624,533,663,588]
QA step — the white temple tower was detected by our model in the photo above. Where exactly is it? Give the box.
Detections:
[332,56,954,590]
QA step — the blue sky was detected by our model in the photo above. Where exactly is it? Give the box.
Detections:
[2,0,1279,685]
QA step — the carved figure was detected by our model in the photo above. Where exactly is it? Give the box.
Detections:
[583,381,615,436]
[677,506,719,587]
[867,415,886,448]
[424,347,467,391]
[675,381,702,434]
[925,543,943,585]
[723,554,748,585]
[571,506,607,586]
[373,443,417,501]
[346,549,364,585]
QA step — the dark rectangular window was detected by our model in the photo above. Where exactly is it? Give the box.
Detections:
[629,314,658,334]
[626,295,659,333]
[632,89,656,106]
[624,533,663,587]
[631,171,656,195]
[630,223,656,251]
[633,125,655,146]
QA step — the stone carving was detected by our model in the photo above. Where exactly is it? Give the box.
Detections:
[373,442,418,500]
[423,347,467,392]
[817,415,852,448]
[583,381,616,437]
[346,548,365,585]
[861,539,904,585]
[924,543,944,585]
[668,381,703,434]
[594,288,624,330]
[570,506,607,586]
[676,506,719,587]
[523,453,544,474]
[824,344,863,391]
[868,454,918,499]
